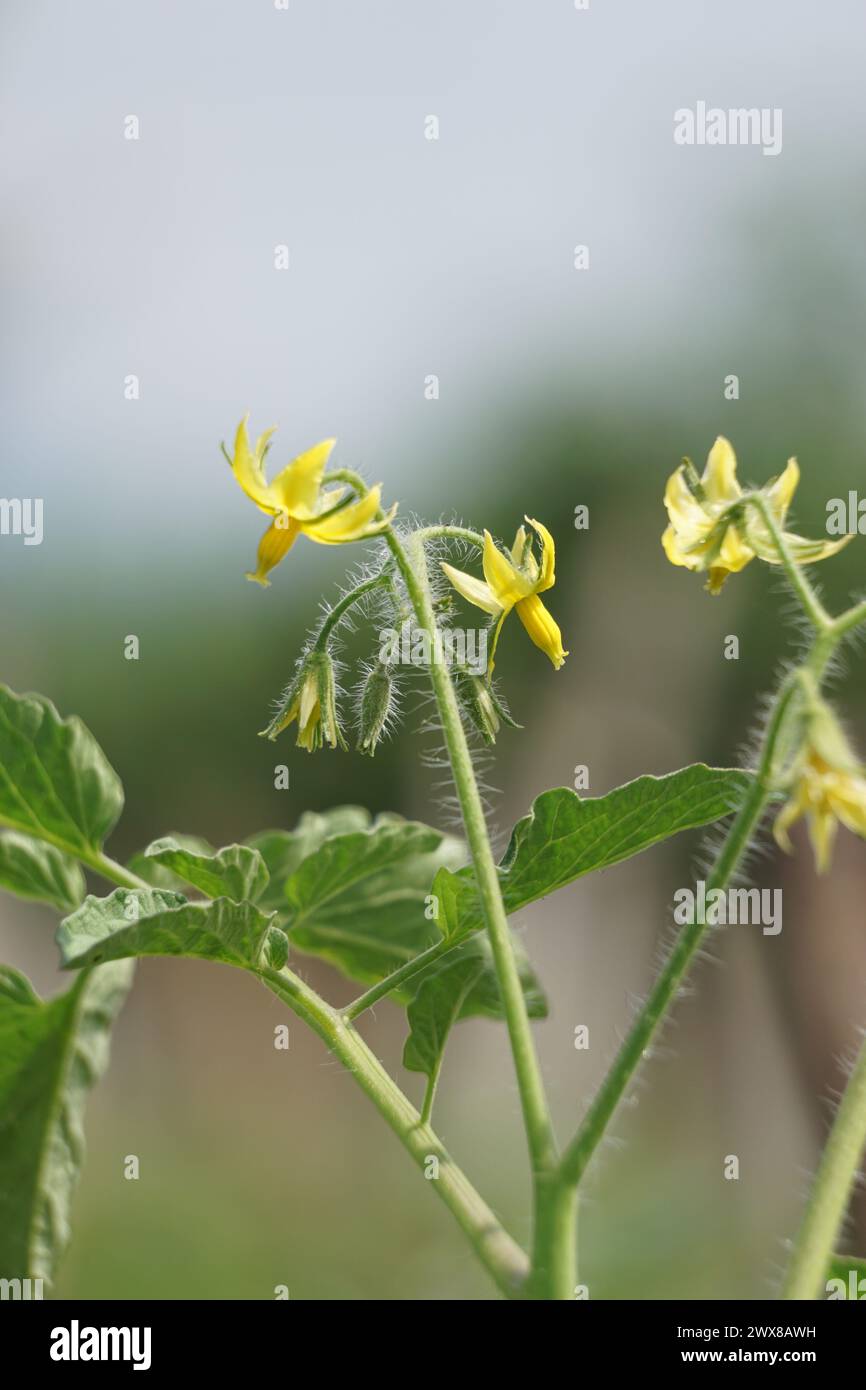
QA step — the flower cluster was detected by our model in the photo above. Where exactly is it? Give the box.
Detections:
[226,416,567,754]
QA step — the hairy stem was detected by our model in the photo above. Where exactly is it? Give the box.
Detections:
[782,1028,866,1299]
[746,495,833,631]
[261,965,529,1297]
[84,851,529,1297]
[380,525,568,1294]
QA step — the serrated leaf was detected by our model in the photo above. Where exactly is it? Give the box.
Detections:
[283,816,466,985]
[0,961,133,1286]
[139,837,268,903]
[432,766,753,942]
[826,1254,866,1298]
[58,887,277,971]
[246,807,372,913]
[403,934,547,1080]
[0,685,123,859]
[0,831,86,913]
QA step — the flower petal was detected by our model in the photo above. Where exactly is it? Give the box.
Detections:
[515,593,568,669]
[245,515,301,586]
[807,807,837,873]
[717,524,754,574]
[701,436,741,504]
[270,439,336,519]
[525,517,556,592]
[763,457,799,521]
[662,523,712,570]
[482,530,533,605]
[304,487,394,544]
[664,465,710,537]
[441,561,503,616]
[231,414,281,514]
[747,528,854,565]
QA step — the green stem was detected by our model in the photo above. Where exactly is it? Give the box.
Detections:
[782,1028,866,1299]
[831,597,866,639]
[559,672,805,1190]
[380,525,569,1294]
[420,1069,439,1127]
[84,850,529,1298]
[523,1173,578,1300]
[746,495,833,631]
[395,531,557,1178]
[261,965,529,1297]
[314,573,391,649]
[343,939,452,1021]
[414,525,486,549]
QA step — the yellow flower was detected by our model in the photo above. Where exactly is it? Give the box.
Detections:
[662,436,850,594]
[441,519,568,671]
[263,654,346,751]
[229,415,397,586]
[774,749,866,873]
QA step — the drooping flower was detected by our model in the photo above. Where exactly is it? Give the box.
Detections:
[774,710,866,872]
[262,651,346,751]
[441,519,567,671]
[662,436,850,594]
[228,415,397,586]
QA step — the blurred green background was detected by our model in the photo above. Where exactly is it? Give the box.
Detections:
[3,0,866,1298]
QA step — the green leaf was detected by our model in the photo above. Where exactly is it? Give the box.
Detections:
[0,685,123,860]
[0,831,86,913]
[245,807,373,913]
[432,766,753,942]
[282,815,466,985]
[58,887,279,972]
[138,837,268,903]
[403,934,547,1080]
[127,832,215,891]
[826,1254,866,1298]
[0,961,133,1285]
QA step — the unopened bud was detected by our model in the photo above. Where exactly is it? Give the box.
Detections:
[357,661,394,756]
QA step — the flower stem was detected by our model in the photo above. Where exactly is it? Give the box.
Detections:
[394,532,557,1174]
[381,524,571,1294]
[782,1028,866,1299]
[313,572,391,649]
[746,495,834,631]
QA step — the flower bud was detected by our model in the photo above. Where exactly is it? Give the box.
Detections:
[458,675,519,746]
[357,661,394,756]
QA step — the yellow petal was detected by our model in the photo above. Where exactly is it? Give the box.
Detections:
[773,789,807,855]
[662,523,712,571]
[827,773,866,838]
[701,436,741,504]
[245,515,301,586]
[807,807,837,873]
[510,526,529,565]
[231,414,281,514]
[763,457,799,521]
[482,531,533,605]
[441,561,503,616]
[748,528,854,566]
[270,439,336,520]
[525,517,556,592]
[515,593,568,669]
[664,466,710,537]
[717,524,754,574]
[304,487,394,544]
